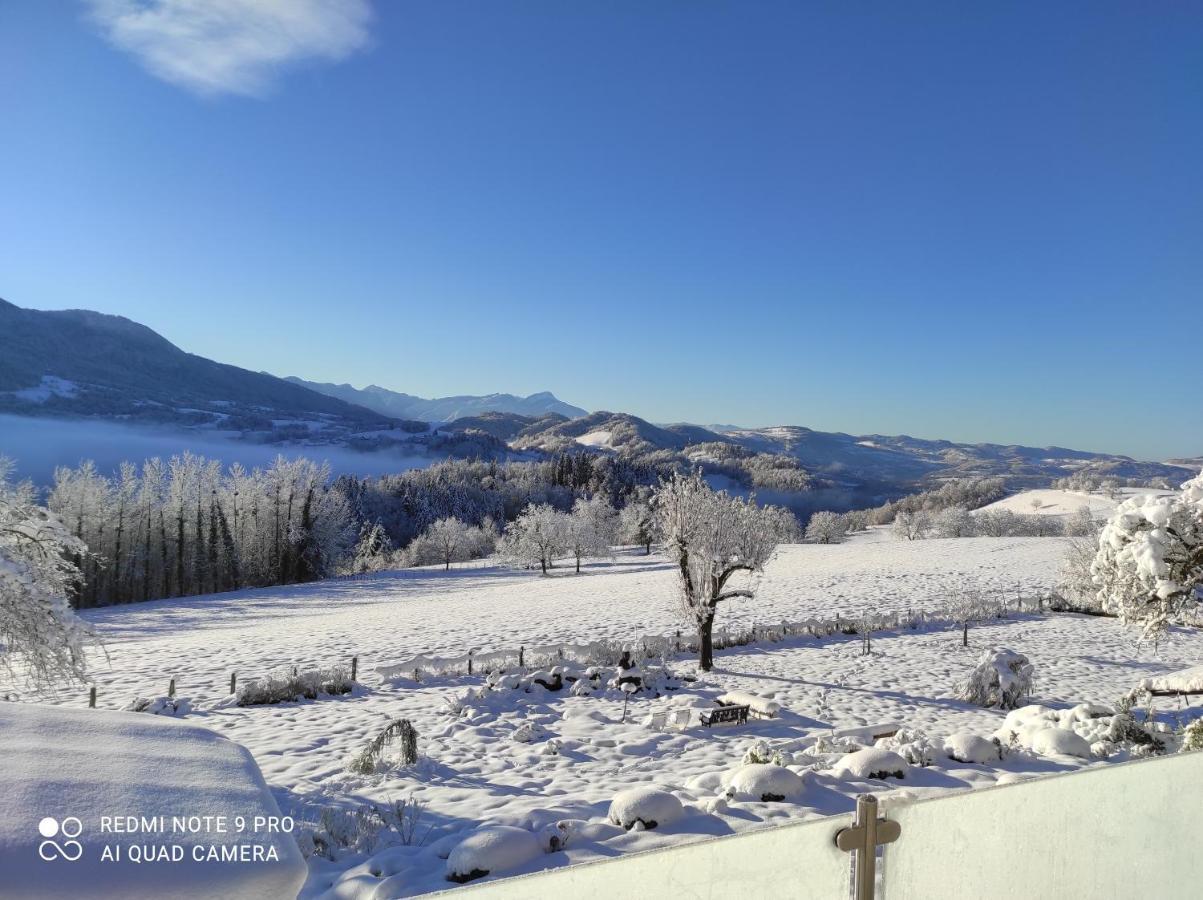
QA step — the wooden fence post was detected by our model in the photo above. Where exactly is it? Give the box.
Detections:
[88,686,96,708]
[230,673,237,695]
[351,656,358,682]
[168,678,175,698]
[467,650,473,676]
[519,645,525,668]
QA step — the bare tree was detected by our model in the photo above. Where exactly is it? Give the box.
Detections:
[655,471,790,671]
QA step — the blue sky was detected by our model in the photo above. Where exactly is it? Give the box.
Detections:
[1,2,1200,460]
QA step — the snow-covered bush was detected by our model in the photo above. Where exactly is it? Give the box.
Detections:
[876,729,939,766]
[1179,718,1203,753]
[722,763,805,801]
[123,695,191,717]
[942,732,1003,764]
[832,747,909,780]
[1027,727,1092,759]
[607,787,684,830]
[1092,470,1203,639]
[511,721,551,744]
[348,718,419,774]
[236,666,352,706]
[445,826,545,883]
[959,648,1034,710]
[742,740,788,767]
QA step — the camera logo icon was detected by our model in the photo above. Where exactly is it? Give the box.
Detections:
[38,817,84,861]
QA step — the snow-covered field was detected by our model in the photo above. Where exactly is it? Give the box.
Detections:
[11,534,1203,897]
[979,487,1174,519]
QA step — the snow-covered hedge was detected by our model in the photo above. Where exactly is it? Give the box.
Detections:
[445,826,544,883]
[236,666,353,706]
[832,747,909,780]
[722,763,805,802]
[607,787,684,831]
[943,732,1003,764]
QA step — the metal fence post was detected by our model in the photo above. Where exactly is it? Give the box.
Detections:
[836,794,901,900]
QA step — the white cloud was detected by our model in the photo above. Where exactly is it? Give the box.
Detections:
[84,0,373,98]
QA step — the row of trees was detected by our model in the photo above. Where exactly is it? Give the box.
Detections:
[46,454,353,607]
[892,505,1097,541]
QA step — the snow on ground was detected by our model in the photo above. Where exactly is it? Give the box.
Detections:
[0,703,307,899]
[6,535,1203,897]
[574,430,613,448]
[980,487,1174,519]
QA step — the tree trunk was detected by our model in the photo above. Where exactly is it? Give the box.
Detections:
[698,616,715,671]
[575,552,581,574]
[644,541,651,555]
[540,556,548,575]
[962,622,968,647]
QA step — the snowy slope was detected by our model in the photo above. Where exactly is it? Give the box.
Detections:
[6,537,1202,897]
[0,703,307,900]
[978,487,1175,519]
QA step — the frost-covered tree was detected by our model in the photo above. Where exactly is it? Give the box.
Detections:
[1063,504,1098,538]
[933,507,976,538]
[655,471,791,671]
[893,510,931,541]
[501,503,569,574]
[565,496,617,573]
[1,458,95,688]
[1091,471,1203,640]
[805,510,846,544]
[351,522,394,574]
[618,499,657,555]
[840,509,868,534]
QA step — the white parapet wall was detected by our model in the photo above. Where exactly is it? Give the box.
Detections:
[0,702,307,900]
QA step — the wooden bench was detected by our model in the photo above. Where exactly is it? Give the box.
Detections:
[700,704,750,728]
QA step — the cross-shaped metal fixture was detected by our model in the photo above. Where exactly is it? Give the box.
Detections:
[835,794,901,900]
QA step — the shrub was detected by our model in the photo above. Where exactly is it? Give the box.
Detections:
[236,666,353,706]
[348,718,420,774]
[959,648,1034,710]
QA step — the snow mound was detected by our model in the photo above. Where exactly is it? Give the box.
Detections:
[607,787,684,830]
[445,825,543,883]
[943,732,1003,764]
[832,747,909,780]
[1142,666,1203,694]
[717,690,781,718]
[1027,727,1093,759]
[123,695,192,716]
[0,703,306,900]
[722,763,805,801]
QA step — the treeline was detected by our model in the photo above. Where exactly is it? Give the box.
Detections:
[46,451,669,607]
[862,477,1007,525]
[335,453,662,549]
[49,454,353,608]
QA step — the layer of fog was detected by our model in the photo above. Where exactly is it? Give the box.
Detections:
[0,415,433,485]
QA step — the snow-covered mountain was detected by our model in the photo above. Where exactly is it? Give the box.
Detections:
[285,377,587,422]
[0,298,398,437]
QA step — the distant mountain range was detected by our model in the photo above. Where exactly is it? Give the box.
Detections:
[284,377,587,422]
[0,298,1193,498]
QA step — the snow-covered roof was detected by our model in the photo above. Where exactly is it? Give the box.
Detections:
[0,703,306,900]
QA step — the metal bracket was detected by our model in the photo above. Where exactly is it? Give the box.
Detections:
[835,794,901,900]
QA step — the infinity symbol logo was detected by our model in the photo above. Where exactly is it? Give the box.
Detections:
[37,817,84,862]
